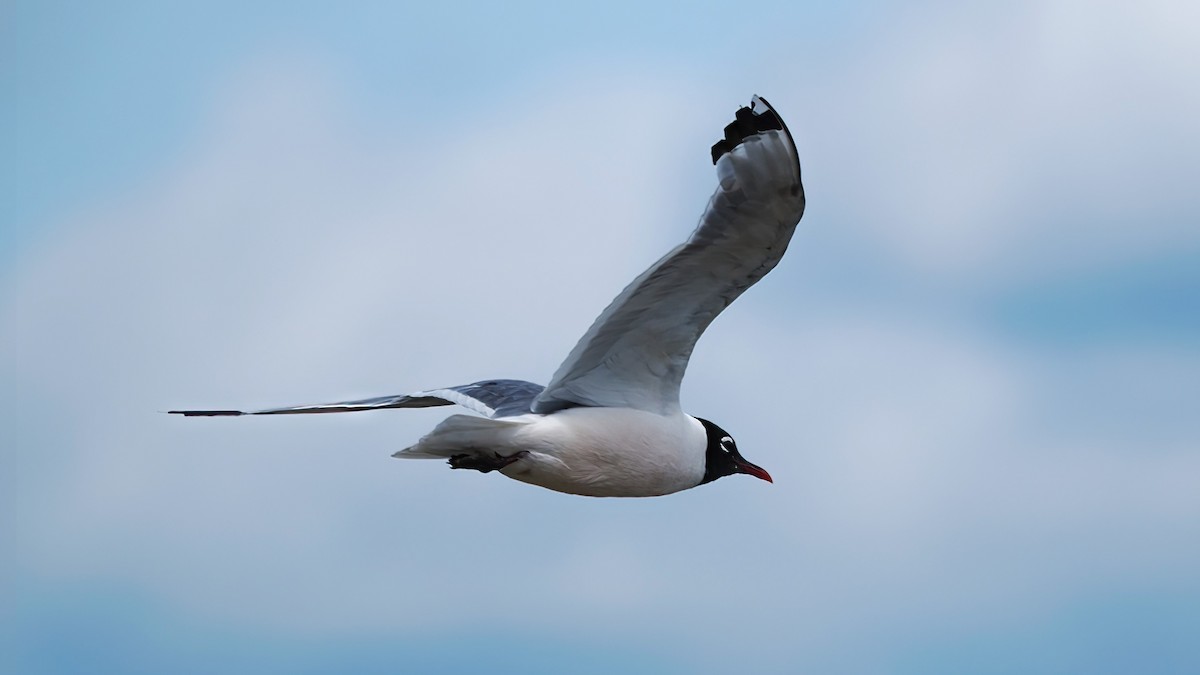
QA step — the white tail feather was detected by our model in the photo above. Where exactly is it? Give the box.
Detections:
[392,414,530,459]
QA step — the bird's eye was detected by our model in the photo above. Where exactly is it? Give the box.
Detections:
[720,436,735,451]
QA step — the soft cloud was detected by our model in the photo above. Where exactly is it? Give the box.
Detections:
[789,1,1200,283]
[4,2,1199,672]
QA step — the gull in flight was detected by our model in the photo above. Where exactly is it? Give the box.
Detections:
[173,95,806,498]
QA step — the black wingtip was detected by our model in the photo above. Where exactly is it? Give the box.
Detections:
[168,409,246,417]
[710,95,787,165]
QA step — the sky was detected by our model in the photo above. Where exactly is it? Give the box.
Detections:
[3,1,1199,673]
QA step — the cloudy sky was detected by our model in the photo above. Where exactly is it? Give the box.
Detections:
[3,1,1198,673]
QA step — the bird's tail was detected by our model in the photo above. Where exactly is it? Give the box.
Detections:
[392,414,530,460]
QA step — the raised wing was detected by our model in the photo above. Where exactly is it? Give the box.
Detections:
[170,379,544,419]
[532,96,805,415]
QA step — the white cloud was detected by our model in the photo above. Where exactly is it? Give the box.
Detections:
[789,0,1200,283]
[4,5,1199,670]
[2,58,722,628]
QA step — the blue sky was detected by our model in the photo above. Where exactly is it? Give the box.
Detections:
[3,1,1199,673]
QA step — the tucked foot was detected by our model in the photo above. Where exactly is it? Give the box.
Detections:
[448,451,527,473]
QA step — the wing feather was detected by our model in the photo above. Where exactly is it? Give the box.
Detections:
[531,96,804,414]
[170,379,544,419]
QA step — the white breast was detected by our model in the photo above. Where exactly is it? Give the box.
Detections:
[499,407,708,497]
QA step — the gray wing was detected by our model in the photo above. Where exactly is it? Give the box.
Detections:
[532,96,805,415]
[170,379,545,419]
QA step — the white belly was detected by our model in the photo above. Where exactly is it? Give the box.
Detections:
[498,407,708,497]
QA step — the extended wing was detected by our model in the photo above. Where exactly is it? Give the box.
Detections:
[170,379,544,419]
[532,96,805,415]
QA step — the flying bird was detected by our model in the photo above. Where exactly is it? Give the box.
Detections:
[172,95,806,497]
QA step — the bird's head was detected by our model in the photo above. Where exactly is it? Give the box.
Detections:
[696,418,773,485]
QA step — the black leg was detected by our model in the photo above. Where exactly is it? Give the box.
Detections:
[448,451,527,473]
